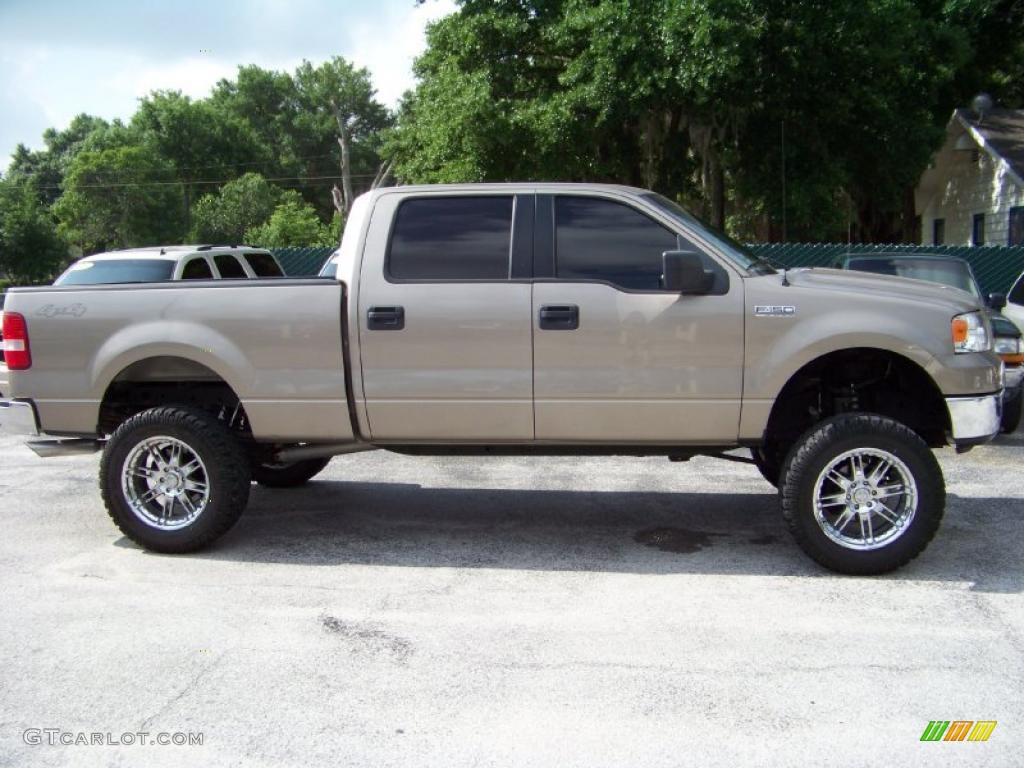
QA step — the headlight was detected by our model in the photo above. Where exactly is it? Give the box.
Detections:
[951,311,990,353]
[993,335,1024,356]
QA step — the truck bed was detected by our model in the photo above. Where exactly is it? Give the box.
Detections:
[2,279,354,442]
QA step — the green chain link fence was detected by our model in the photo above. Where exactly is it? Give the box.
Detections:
[270,243,1024,296]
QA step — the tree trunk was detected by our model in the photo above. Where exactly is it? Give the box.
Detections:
[710,153,726,231]
[331,102,354,216]
[371,160,393,189]
[901,185,918,243]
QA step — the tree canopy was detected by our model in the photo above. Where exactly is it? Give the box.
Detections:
[391,0,1012,240]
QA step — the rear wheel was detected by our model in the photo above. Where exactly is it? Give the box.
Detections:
[780,413,944,575]
[251,457,330,488]
[100,406,250,553]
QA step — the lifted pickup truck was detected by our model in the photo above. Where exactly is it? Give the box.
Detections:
[0,184,1004,574]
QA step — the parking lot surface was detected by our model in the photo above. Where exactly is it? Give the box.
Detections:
[1,431,1021,767]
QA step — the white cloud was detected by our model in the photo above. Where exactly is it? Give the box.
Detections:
[348,0,457,106]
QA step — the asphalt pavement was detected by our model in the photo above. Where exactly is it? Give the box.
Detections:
[0,430,1021,767]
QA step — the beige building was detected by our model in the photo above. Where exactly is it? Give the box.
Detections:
[916,108,1024,246]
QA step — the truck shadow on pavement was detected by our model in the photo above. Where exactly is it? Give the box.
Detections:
[171,481,1023,593]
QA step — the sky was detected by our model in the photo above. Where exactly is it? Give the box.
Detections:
[0,0,458,170]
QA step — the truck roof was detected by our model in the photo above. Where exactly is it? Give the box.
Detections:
[362,181,650,198]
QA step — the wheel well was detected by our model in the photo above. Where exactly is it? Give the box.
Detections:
[98,356,250,437]
[764,348,949,450]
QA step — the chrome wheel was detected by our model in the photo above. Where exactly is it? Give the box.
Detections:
[812,448,917,551]
[120,436,210,530]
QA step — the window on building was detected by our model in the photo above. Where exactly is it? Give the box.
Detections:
[932,218,945,246]
[1010,207,1024,246]
[388,196,513,280]
[972,213,985,246]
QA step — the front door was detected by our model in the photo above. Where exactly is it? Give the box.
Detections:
[532,193,745,443]
[358,192,535,441]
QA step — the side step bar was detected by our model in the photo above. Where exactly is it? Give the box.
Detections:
[26,439,103,458]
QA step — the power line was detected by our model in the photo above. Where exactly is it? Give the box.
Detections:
[33,172,385,191]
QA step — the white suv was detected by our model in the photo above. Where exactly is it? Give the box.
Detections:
[54,245,284,285]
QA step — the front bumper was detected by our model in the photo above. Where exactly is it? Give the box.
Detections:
[946,393,1001,446]
[1003,364,1023,392]
[0,399,39,436]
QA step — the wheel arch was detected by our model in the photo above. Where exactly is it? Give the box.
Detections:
[97,355,248,436]
[762,347,950,449]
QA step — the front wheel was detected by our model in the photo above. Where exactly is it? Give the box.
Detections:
[251,457,330,487]
[99,406,251,553]
[779,414,945,575]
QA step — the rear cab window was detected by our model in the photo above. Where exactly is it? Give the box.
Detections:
[387,196,513,280]
[55,259,175,285]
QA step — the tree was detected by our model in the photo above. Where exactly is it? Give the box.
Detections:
[245,197,338,247]
[6,114,112,206]
[390,0,975,241]
[190,172,283,243]
[0,178,68,282]
[293,57,391,217]
[132,91,269,228]
[53,146,185,253]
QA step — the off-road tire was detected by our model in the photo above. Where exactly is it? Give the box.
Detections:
[251,457,330,487]
[100,406,250,553]
[779,413,945,575]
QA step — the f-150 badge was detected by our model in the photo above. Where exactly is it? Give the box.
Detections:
[754,305,796,316]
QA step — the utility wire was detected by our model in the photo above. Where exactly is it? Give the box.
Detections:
[32,172,385,191]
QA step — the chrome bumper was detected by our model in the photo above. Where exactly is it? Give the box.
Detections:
[946,394,1001,444]
[1004,365,1023,390]
[0,399,39,436]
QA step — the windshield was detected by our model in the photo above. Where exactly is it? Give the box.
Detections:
[846,257,981,300]
[641,193,768,273]
[55,259,175,285]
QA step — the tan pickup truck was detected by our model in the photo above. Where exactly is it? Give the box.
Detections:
[0,184,1004,574]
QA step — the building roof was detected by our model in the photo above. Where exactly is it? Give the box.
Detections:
[954,107,1024,186]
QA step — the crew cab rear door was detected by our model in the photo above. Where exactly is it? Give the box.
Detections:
[531,192,745,442]
[357,192,535,441]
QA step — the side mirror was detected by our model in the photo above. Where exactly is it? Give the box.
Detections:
[988,292,1007,311]
[662,251,714,294]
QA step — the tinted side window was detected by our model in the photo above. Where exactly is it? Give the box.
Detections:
[388,197,513,280]
[245,252,283,277]
[181,258,213,279]
[555,197,678,290]
[214,255,247,279]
